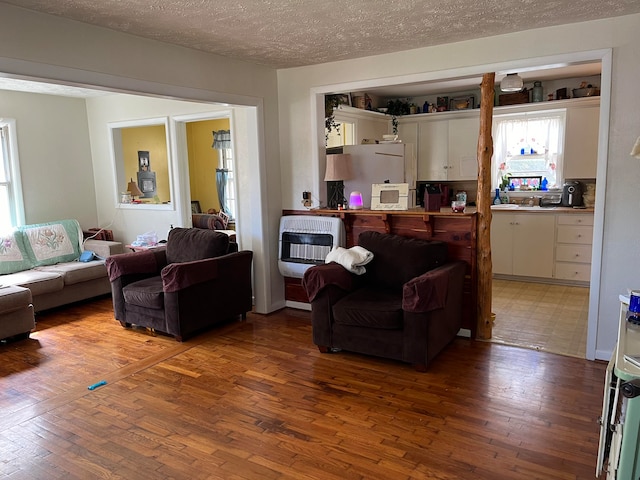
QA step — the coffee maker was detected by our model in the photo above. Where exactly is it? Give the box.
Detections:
[561,181,582,207]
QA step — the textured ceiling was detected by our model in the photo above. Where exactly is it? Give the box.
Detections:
[2,0,640,69]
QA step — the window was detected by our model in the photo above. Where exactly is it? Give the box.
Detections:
[492,109,566,190]
[0,120,25,231]
[212,129,237,221]
[218,147,236,220]
[326,121,355,148]
[109,118,173,210]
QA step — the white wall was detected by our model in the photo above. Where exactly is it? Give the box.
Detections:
[0,90,97,227]
[84,94,225,242]
[277,14,640,359]
[0,3,283,314]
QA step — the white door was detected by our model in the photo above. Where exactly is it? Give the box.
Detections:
[417,120,448,181]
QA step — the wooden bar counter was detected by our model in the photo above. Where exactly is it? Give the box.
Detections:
[282,208,478,337]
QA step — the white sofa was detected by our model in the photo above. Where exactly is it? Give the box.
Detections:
[0,220,123,340]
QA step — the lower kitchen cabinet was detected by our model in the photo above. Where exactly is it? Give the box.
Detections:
[491,213,555,278]
[554,214,593,283]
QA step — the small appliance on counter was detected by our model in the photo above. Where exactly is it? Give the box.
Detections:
[561,181,583,207]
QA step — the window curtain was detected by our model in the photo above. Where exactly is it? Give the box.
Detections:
[216,168,229,214]
[212,130,232,214]
[212,130,231,150]
[492,112,565,188]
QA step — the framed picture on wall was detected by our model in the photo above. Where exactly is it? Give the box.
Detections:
[138,151,150,172]
[191,201,202,214]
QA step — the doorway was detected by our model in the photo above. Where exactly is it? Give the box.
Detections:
[311,50,611,359]
[184,118,236,222]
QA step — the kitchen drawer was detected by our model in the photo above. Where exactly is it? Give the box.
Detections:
[557,214,594,226]
[555,244,592,263]
[555,262,591,282]
[556,225,593,245]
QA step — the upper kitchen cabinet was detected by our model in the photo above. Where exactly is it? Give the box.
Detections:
[417,119,449,180]
[447,116,479,181]
[563,97,600,179]
[401,112,479,181]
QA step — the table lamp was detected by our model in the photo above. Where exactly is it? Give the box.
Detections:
[324,154,352,209]
[127,178,144,202]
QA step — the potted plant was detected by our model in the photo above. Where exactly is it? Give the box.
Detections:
[385,98,411,135]
[324,94,343,144]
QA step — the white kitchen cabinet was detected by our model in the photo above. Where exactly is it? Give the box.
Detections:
[491,212,555,278]
[563,99,599,179]
[412,114,479,181]
[397,120,418,175]
[417,119,449,180]
[447,116,479,181]
[554,214,593,283]
[491,214,515,275]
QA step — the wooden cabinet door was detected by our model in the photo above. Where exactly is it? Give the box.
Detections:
[490,213,514,275]
[564,103,599,178]
[512,214,555,278]
[417,120,448,181]
[447,116,480,180]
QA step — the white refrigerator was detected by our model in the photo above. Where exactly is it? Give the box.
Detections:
[343,143,417,209]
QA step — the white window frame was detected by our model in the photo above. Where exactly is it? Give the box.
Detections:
[492,109,566,191]
[0,119,25,230]
[219,147,236,220]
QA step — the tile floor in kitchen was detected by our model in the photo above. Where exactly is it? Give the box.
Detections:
[491,278,590,358]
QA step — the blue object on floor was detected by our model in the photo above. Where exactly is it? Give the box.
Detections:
[87,380,107,390]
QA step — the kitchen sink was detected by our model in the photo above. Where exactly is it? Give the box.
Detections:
[491,204,519,209]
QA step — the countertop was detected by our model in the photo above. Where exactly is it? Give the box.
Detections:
[292,206,594,215]
[489,204,594,214]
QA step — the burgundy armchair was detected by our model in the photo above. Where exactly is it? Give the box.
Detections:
[302,231,465,371]
[106,228,252,341]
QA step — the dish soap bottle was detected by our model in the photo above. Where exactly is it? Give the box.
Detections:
[500,188,509,204]
[493,188,501,205]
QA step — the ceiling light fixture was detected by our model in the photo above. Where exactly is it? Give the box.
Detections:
[500,73,524,92]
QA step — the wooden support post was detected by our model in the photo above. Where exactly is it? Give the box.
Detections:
[476,73,495,340]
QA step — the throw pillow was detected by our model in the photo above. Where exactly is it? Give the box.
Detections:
[0,230,33,275]
[20,219,83,266]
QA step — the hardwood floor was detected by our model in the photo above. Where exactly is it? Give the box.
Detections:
[0,297,607,479]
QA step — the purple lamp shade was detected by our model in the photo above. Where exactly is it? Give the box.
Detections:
[349,191,363,209]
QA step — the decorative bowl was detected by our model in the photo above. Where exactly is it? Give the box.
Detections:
[572,87,600,98]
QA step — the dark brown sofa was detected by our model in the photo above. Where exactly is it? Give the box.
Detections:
[302,231,465,371]
[106,228,253,341]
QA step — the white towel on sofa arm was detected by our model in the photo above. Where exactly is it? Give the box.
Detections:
[325,246,374,275]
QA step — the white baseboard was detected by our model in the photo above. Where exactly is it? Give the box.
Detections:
[285,300,311,311]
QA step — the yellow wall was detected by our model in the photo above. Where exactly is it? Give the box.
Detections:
[121,124,170,203]
[187,118,230,213]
